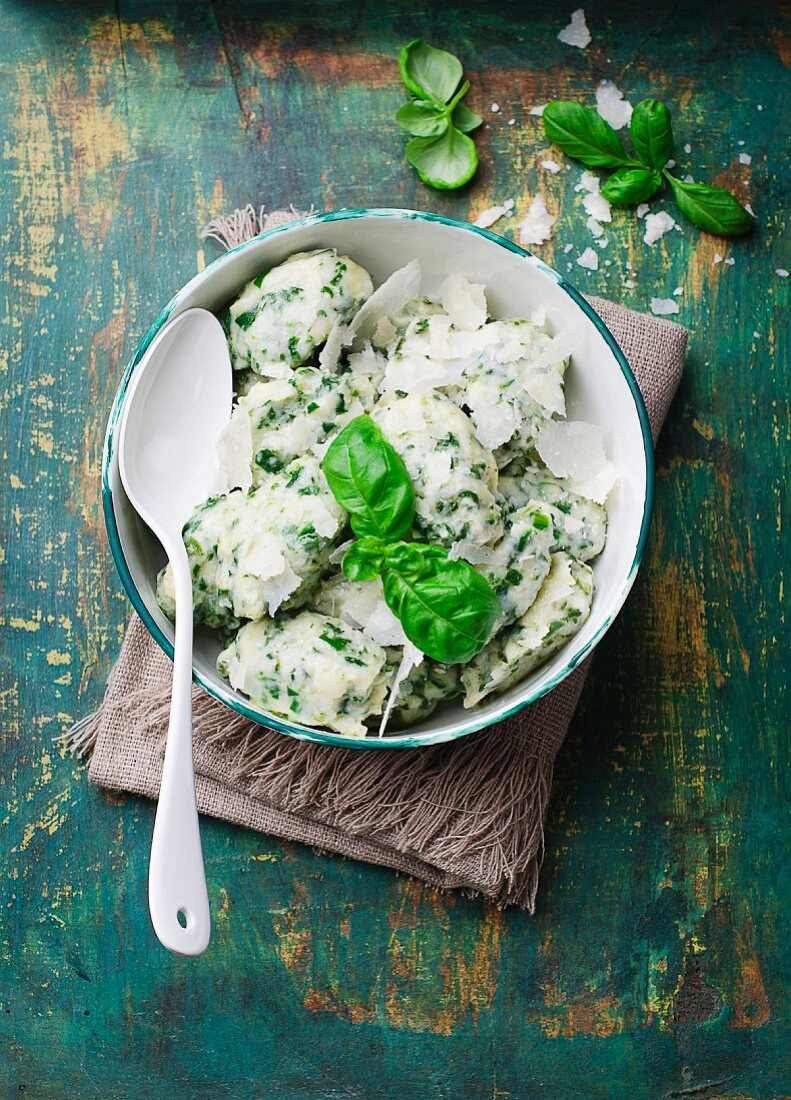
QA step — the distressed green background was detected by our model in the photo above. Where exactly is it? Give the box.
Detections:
[1,1,788,1096]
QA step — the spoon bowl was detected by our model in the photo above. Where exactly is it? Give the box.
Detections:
[117,306,232,955]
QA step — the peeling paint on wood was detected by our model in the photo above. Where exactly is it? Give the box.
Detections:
[0,1,788,1097]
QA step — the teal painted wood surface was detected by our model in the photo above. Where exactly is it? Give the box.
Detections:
[1,2,788,1096]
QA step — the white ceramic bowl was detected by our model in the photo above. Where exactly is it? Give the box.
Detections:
[103,209,653,749]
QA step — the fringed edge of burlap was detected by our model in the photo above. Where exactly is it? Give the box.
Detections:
[201,203,316,251]
[61,684,553,910]
[57,709,102,757]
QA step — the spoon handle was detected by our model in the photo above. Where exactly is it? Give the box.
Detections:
[148,543,211,955]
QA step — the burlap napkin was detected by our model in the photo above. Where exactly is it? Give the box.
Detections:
[74,238,686,909]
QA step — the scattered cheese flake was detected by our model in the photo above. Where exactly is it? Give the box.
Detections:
[541,159,562,173]
[473,205,511,229]
[518,195,557,245]
[577,173,612,227]
[595,80,633,130]
[776,268,789,278]
[636,203,650,219]
[713,253,723,264]
[439,275,488,331]
[574,170,600,193]
[535,420,617,503]
[264,560,301,616]
[596,237,609,249]
[377,641,424,736]
[683,174,695,184]
[527,327,580,374]
[576,247,599,271]
[328,540,353,565]
[347,260,422,347]
[216,405,253,493]
[508,117,516,126]
[563,243,574,254]
[491,103,500,113]
[724,257,735,266]
[739,152,752,165]
[558,7,591,48]
[318,318,346,371]
[623,278,635,289]
[333,581,382,629]
[684,143,692,154]
[673,286,684,296]
[529,104,547,117]
[504,198,515,210]
[666,159,676,169]
[650,297,680,316]
[643,210,677,245]
[586,215,605,239]
[448,540,495,565]
[467,387,520,448]
[757,104,764,110]
[744,202,755,216]
[753,331,760,338]
[313,500,343,539]
[364,601,411,648]
[372,316,396,348]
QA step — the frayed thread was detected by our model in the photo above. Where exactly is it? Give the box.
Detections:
[57,709,102,758]
[202,203,316,251]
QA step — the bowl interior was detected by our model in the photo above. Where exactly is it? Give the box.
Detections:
[104,210,652,748]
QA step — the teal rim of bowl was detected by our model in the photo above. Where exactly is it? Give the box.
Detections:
[102,207,655,750]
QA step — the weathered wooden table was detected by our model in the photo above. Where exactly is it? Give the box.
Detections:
[2,2,788,1096]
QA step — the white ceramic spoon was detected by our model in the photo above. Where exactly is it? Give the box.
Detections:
[117,307,232,956]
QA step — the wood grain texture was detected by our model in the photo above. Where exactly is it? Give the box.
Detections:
[0,1,788,1096]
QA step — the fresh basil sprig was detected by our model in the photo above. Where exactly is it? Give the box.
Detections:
[323,416,499,664]
[664,175,755,236]
[381,542,500,664]
[630,99,674,170]
[342,537,387,582]
[396,40,482,190]
[601,167,662,204]
[341,538,499,664]
[542,101,639,170]
[543,96,755,236]
[322,415,415,541]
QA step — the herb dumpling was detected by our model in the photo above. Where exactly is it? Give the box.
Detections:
[460,319,569,465]
[217,612,392,737]
[217,366,376,490]
[156,454,345,631]
[499,459,607,562]
[390,659,461,727]
[461,553,593,707]
[371,391,503,549]
[227,249,374,377]
[455,501,556,629]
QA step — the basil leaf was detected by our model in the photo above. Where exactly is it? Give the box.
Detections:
[382,542,500,664]
[601,166,663,205]
[322,416,415,540]
[399,39,462,105]
[395,100,449,137]
[406,127,478,190]
[342,538,386,582]
[452,101,483,133]
[630,98,674,169]
[665,174,756,236]
[543,100,636,169]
